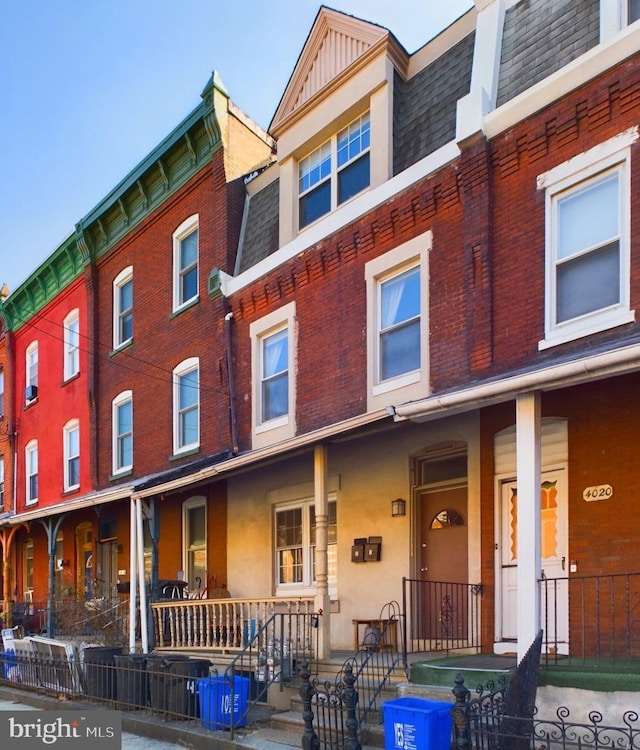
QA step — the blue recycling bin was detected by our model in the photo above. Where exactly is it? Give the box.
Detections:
[197,675,250,729]
[382,697,452,750]
[1,650,17,680]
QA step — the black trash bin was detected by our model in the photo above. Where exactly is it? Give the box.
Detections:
[83,646,123,700]
[148,654,210,719]
[114,653,148,709]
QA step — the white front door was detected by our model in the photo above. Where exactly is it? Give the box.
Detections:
[499,470,568,649]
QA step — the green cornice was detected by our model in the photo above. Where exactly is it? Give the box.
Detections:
[75,70,228,263]
[0,233,82,332]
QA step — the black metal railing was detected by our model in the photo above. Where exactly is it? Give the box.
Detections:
[223,610,319,738]
[340,601,403,728]
[402,577,483,655]
[540,571,640,667]
[300,661,360,750]
[297,601,402,750]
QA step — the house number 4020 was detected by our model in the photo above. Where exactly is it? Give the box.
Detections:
[583,484,613,501]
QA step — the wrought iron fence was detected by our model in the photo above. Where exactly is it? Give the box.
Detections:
[300,661,361,750]
[402,577,483,655]
[540,571,640,667]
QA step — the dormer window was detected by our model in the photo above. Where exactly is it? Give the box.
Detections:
[298,112,370,229]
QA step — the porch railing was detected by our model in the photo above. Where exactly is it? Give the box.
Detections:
[540,571,640,667]
[150,595,315,651]
[402,577,483,655]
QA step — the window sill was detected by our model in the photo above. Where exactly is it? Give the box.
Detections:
[372,370,420,397]
[255,414,289,434]
[62,372,80,387]
[24,399,38,409]
[111,339,133,357]
[110,468,133,481]
[170,296,199,319]
[170,446,200,461]
[539,308,635,350]
[62,487,80,497]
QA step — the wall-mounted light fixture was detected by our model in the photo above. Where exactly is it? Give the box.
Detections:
[391,498,406,517]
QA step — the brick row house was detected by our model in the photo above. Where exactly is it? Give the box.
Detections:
[1,0,640,685]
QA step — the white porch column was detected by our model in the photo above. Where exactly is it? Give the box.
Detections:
[136,497,148,653]
[515,392,541,662]
[129,497,138,653]
[313,444,331,659]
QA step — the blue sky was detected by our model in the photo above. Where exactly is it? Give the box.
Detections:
[0,0,473,294]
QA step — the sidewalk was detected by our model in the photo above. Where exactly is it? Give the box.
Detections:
[0,684,305,750]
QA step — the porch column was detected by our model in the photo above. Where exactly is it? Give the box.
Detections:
[38,515,65,637]
[1,526,20,627]
[314,444,331,659]
[136,497,148,653]
[515,392,541,662]
[129,496,138,652]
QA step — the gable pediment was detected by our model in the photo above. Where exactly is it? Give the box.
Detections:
[271,7,392,133]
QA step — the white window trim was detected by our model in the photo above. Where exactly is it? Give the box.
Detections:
[537,128,637,350]
[600,0,640,42]
[182,495,206,588]
[365,231,431,412]
[297,112,371,232]
[25,439,38,505]
[113,266,133,350]
[250,302,296,448]
[173,357,200,455]
[63,419,80,492]
[63,309,80,381]
[172,214,199,312]
[112,390,133,475]
[25,341,38,403]
[273,493,338,599]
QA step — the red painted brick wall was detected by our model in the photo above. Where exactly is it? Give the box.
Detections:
[12,278,91,513]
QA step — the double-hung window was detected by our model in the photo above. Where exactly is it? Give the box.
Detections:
[173,215,199,311]
[64,420,80,491]
[275,499,337,596]
[112,391,133,474]
[539,130,635,348]
[63,309,80,380]
[25,440,38,504]
[378,266,421,381]
[26,342,38,402]
[113,267,133,349]
[250,302,296,447]
[261,328,289,423]
[299,112,370,229]
[173,358,199,454]
[365,233,430,411]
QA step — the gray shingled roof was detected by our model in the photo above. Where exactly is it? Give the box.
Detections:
[393,32,475,175]
[497,0,599,107]
[236,178,280,274]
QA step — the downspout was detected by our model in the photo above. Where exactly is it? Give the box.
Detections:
[224,310,239,455]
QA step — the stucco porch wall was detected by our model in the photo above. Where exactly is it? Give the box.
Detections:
[225,411,480,651]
